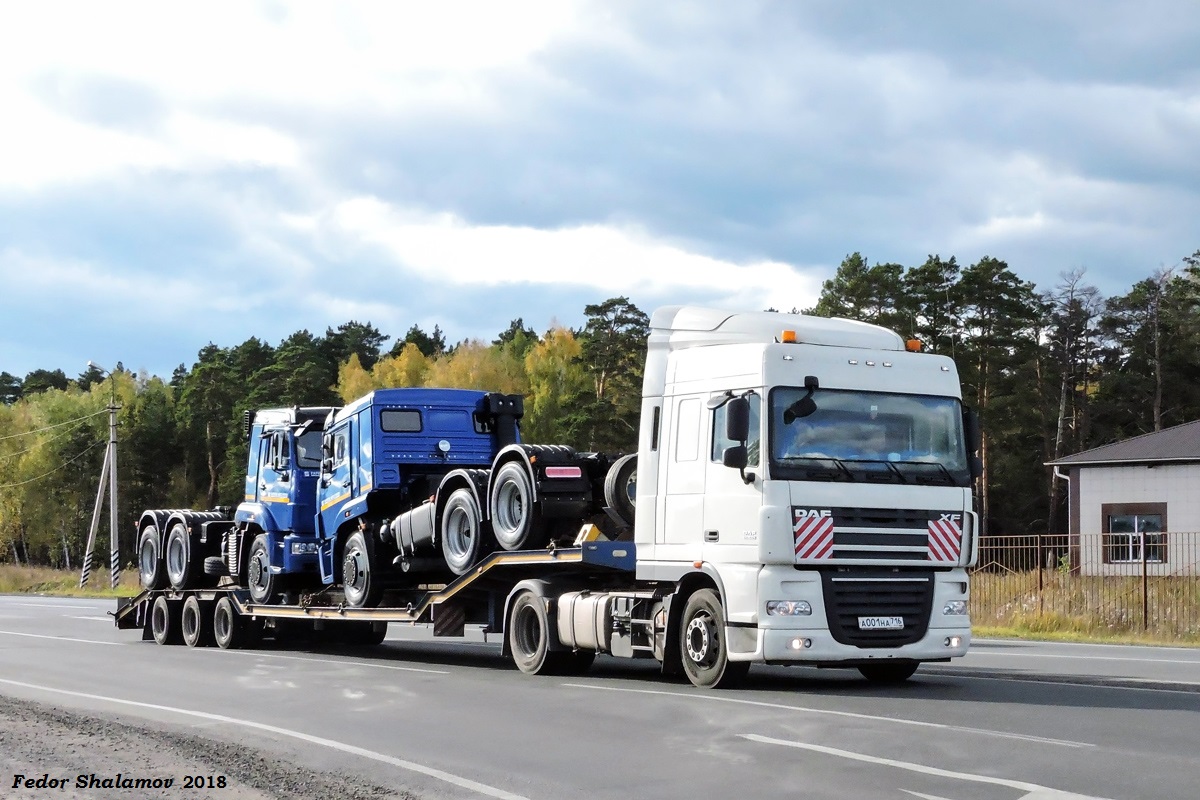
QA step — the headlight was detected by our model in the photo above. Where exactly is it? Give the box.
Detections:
[765,600,812,616]
[943,600,967,615]
[291,542,319,555]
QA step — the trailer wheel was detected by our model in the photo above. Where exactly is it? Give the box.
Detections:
[165,522,196,590]
[342,621,388,646]
[508,590,569,675]
[441,488,484,575]
[490,462,545,551]
[150,595,182,646]
[603,454,638,528]
[680,589,749,689]
[138,525,167,590]
[213,596,245,649]
[246,534,279,604]
[341,530,383,608]
[858,662,919,684]
[181,595,213,647]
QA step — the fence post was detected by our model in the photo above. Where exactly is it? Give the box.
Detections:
[1141,529,1149,632]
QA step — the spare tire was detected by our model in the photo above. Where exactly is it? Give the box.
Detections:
[604,454,638,528]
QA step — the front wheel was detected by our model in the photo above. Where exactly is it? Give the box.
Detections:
[165,522,195,590]
[859,662,919,684]
[138,525,167,590]
[245,534,279,604]
[679,589,749,689]
[341,530,383,608]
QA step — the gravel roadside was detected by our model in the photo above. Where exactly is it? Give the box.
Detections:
[0,695,417,800]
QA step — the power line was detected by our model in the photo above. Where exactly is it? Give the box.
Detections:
[0,440,106,489]
[0,418,96,461]
[0,409,108,441]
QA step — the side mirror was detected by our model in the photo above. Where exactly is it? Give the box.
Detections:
[725,396,750,442]
[723,445,748,470]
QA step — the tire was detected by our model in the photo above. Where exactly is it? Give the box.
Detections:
[859,661,919,684]
[181,595,213,648]
[213,596,259,650]
[679,589,749,689]
[560,649,596,675]
[604,454,638,528]
[508,590,562,675]
[138,525,167,590]
[165,522,195,590]
[150,595,182,646]
[341,530,383,608]
[245,534,279,604]
[490,462,546,551]
[341,621,388,646]
[441,488,485,575]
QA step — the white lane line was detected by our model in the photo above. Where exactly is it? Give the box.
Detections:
[71,616,116,622]
[12,603,105,610]
[0,630,120,646]
[923,669,1200,693]
[564,683,1092,748]
[968,651,1200,666]
[210,648,449,675]
[742,734,1108,799]
[0,677,529,800]
[0,628,448,674]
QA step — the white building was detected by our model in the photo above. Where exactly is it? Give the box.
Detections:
[1048,420,1200,577]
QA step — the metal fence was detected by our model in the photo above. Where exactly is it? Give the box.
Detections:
[969,532,1200,640]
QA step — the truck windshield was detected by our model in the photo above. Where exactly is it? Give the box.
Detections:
[769,387,970,486]
[294,430,323,469]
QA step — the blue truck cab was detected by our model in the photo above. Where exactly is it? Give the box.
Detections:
[315,388,522,588]
[235,406,334,593]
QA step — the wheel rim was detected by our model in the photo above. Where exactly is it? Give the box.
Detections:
[342,547,367,599]
[685,613,718,668]
[167,535,185,582]
[444,506,474,562]
[494,475,528,545]
[152,601,168,638]
[215,604,231,642]
[247,551,268,597]
[139,538,156,580]
[512,602,541,659]
[623,473,637,509]
[183,602,198,641]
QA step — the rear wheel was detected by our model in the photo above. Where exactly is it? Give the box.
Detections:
[181,595,212,647]
[341,531,382,608]
[165,522,195,590]
[138,525,167,590]
[490,462,545,551]
[508,590,573,675]
[441,489,485,575]
[150,595,182,645]
[213,596,257,650]
[245,534,279,604]
[859,662,919,684]
[679,589,749,689]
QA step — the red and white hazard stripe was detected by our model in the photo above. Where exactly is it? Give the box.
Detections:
[927,517,962,563]
[794,513,834,560]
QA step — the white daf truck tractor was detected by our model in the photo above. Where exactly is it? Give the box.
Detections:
[117,306,979,689]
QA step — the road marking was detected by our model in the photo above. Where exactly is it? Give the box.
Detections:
[0,677,530,800]
[743,734,1108,799]
[968,650,1200,666]
[71,616,116,622]
[564,683,1092,748]
[0,630,120,646]
[922,669,1200,694]
[11,602,105,610]
[211,648,449,675]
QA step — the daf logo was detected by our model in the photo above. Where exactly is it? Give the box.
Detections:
[795,509,832,519]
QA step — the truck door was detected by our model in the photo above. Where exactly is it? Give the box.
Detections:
[258,431,293,532]
[659,395,705,551]
[703,393,762,560]
[318,419,356,538]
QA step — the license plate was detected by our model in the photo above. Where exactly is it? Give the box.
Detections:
[858,615,904,631]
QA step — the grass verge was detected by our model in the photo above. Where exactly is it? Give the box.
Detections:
[0,565,139,598]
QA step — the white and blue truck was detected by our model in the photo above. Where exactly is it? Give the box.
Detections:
[118,306,979,688]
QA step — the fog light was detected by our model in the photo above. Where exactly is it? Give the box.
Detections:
[766,600,812,616]
[942,600,967,615]
[944,636,962,648]
[291,541,319,555]
[789,638,812,650]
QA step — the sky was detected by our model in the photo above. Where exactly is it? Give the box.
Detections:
[2,1,1198,381]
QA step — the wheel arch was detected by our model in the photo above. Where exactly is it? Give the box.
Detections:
[662,570,725,674]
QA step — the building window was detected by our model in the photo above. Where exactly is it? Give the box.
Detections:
[1102,503,1167,564]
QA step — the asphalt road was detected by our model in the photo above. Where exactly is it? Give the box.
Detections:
[1,595,1198,800]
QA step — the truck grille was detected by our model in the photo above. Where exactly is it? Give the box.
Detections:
[819,569,933,647]
[793,507,964,565]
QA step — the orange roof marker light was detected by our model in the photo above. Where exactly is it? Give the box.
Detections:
[780,329,797,343]
[905,338,923,352]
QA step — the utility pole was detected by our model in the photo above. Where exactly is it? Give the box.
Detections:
[80,363,120,589]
